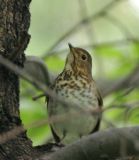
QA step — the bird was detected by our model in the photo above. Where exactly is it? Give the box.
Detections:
[47,44,103,145]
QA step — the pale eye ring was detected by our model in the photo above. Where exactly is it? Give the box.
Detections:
[81,54,87,60]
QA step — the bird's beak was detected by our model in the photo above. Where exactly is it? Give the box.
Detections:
[68,43,74,52]
[68,43,76,56]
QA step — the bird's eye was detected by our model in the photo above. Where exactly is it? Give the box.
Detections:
[81,54,87,60]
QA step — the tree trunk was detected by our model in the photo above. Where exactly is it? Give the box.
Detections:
[0,0,40,159]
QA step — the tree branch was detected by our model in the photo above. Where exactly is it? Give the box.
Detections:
[39,126,139,160]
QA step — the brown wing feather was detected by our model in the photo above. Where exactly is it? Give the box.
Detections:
[97,89,103,107]
[90,88,103,133]
[50,125,61,143]
[46,97,61,143]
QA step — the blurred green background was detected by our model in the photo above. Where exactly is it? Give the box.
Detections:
[20,0,139,146]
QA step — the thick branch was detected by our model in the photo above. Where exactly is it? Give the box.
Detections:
[39,126,139,160]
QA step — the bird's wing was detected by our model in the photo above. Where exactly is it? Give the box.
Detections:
[90,84,103,133]
[47,93,61,143]
[96,88,103,108]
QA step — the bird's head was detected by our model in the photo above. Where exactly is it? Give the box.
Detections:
[65,43,92,79]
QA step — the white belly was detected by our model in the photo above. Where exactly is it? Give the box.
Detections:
[48,85,99,144]
[52,108,98,144]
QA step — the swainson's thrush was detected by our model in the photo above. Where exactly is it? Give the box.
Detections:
[47,44,103,144]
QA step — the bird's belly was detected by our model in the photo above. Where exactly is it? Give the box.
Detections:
[52,111,98,144]
[48,88,99,144]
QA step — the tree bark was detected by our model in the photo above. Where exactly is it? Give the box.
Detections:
[0,0,41,159]
[40,126,139,160]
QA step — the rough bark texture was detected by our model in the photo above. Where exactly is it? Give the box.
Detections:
[0,0,41,159]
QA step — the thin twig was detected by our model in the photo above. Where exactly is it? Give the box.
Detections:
[0,104,101,144]
[0,55,102,114]
[42,0,126,59]
[43,38,139,59]
[32,93,46,101]
[0,55,103,144]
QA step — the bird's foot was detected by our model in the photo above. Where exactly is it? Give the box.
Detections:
[35,142,64,152]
